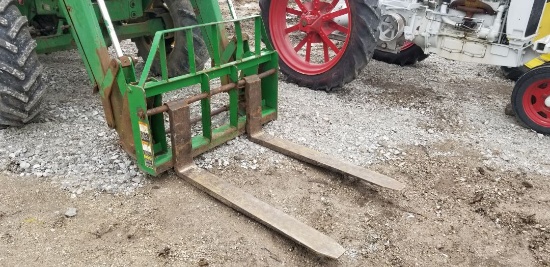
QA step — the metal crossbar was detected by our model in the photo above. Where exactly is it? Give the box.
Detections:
[138,16,266,87]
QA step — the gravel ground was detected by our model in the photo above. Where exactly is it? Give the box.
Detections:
[1,2,549,266]
[270,56,550,176]
[1,43,546,195]
[0,46,147,196]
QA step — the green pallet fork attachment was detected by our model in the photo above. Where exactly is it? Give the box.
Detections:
[57,0,404,259]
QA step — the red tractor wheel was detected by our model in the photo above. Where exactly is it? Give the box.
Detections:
[372,41,429,66]
[259,0,380,91]
[511,65,550,134]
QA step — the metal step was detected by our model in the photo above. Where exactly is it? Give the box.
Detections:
[177,165,346,259]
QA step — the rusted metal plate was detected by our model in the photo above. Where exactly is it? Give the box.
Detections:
[250,132,405,191]
[244,75,263,135]
[167,101,194,172]
[176,165,346,259]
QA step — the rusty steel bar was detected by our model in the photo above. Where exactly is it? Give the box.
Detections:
[191,105,229,125]
[167,101,194,172]
[244,75,263,135]
[146,69,276,117]
[250,133,406,190]
[165,105,229,133]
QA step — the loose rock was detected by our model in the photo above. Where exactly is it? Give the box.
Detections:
[64,208,78,218]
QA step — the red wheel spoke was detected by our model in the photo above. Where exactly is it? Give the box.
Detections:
[295,0,307,12]
[285,24,300,34]
[323,8,349,21]
[534,106,547,114]
[313,0,321,8]
[305,38,312,62]
[328,0,340,11]
[286,7,302,16]
[320,32,340,54]
[531,99,548,114]
[294,35,309,52]
[531,98,550,114]
[323,42,330,63]
[330,22,349,34]
[530,85,547,100]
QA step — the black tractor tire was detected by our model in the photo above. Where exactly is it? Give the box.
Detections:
[260,0,380,91]
[501,65,530,81]
[373,42,429,66]
[0,0,45,128]
[511,65,550,134]
[132,0,209,77]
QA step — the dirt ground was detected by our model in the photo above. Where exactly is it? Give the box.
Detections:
[1,143,549,266]
[1,1,550,267]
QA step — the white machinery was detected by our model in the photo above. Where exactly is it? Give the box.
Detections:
[377,0,546,67]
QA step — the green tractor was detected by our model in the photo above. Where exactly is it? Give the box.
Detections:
[0,0,208,127]
[0,0,404,259]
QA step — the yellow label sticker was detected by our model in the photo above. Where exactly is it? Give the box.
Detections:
[139,121,154,168]
[139,121,148,132]
[142,141,153,157]
[139,121,151,142]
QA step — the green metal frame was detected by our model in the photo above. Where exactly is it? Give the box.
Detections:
[48,0,278,175]
[19,0,155,20]
[20,0,161,54]
[128,16,278,174]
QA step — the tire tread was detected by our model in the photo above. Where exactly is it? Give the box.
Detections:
[0,0,46,127]
[7,15,26,39]
[132,0,208,77]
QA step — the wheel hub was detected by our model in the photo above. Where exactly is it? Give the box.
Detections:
[301,14,318,25]
[545,95,550,108]
[300,13,322,32]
